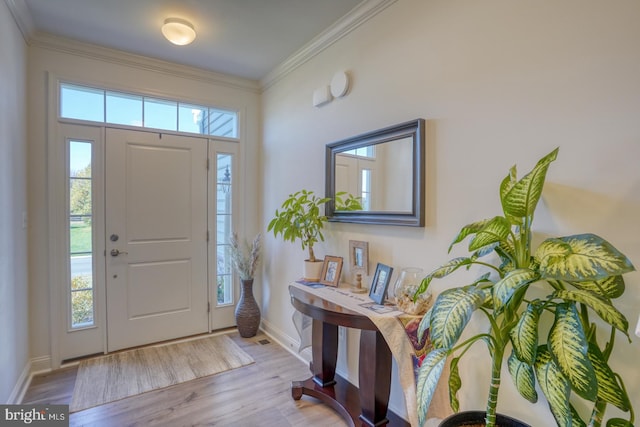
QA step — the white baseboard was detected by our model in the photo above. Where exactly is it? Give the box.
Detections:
[8,360,31,404]
[30,355,52,375]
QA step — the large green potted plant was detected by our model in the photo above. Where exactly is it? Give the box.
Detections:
[268,189,361,280]
[415,148,635,427]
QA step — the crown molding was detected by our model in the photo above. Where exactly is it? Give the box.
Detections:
[30,32,261,93]
[260,0,398,91]
[4,0,35,42]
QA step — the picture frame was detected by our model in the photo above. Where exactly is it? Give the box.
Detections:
[349,240,369,275]
[320,255,343,287]
[369,263,393,304]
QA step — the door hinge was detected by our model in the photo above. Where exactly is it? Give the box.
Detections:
[206,158,210,170]
[206,230,210,242]
[208,302,211,313]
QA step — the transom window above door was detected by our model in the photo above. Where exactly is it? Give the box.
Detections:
[59,82,238,138]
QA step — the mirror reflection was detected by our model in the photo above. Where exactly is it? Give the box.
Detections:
[334,137,413,212]
[325,119,425,227]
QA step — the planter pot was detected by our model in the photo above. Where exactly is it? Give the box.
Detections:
[235,279,261,337]
[439,411,530,427]
[303,260,323,281]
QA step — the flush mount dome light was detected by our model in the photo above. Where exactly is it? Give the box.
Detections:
[161,18,196,46]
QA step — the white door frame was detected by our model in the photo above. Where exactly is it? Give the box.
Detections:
[46,75,245,368]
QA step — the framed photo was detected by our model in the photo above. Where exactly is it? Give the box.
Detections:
[320,255,343,287]
[369,263,393,304]
[349,240,369,275]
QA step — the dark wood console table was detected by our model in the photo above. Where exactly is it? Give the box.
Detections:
[289,285,410,427]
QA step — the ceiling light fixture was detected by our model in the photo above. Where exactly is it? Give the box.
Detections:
[161,18,196,46]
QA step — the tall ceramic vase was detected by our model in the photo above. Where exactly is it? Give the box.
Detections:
[235,279,260,338]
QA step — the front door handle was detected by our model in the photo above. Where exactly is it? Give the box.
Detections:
[110,249,129,257]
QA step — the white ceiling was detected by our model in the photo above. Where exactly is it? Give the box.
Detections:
[17,0,366,81]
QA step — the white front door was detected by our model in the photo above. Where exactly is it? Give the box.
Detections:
[105,128,208,352]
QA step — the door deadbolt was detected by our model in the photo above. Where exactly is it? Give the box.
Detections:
[110,234,119,242]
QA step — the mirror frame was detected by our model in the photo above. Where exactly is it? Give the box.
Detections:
[325,118,425,226]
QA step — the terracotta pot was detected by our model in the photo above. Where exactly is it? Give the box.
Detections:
[439,411,530,427]
[235,279,260,337]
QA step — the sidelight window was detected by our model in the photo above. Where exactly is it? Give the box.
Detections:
[68,140,95,328]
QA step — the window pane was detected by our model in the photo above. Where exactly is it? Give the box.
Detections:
[206,109,237,138]
[144,98,177,131]
[70,217,92,255]
[217,274,233,305]
[107,91,143,127]
[361,169,371,211]
[71,289,94,327]
[60,84,104,122]
[179,103,207,134]
[216,153,234,306]
[69,140,94,328]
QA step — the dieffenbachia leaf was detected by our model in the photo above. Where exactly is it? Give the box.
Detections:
[508,351,537,403]
[554,289,629,336]
[536,234,635,282]
[549,303,597,401]
[448,356,461,413]
[570,405,587,427]
[587,342,630,411]
[468,216,511,251]
[493,268,538,313]
[416,348,448,427]
[415,258,473,297]
[417,307,432,343]
[570,275,626,299]
[510,302,540,364]
[535,345,572,427]
[448,218,491,252]
[501,147,558,219]
[429,287,486,349]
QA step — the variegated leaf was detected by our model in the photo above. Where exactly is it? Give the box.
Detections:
[416,348,448,427]
[500,164,518,202]
[502,147,558,218]
[493,268,538,312]
[536,234,635,281]
[472,242,499,259]
[415,258,473,296]
[549,303,597,401]
[535,345,572,427]
[571,275,625,299]
[448,356,461,413]
[606,418,634,427]
[417,307,432,343]
[554,289,629,336]
[508,351,537,403]
[570,405,587,427]
[510,303,540,364]
[469,216,511,251]
[587,342,630,411]
[448,218,492,252]
[430,287,486,349]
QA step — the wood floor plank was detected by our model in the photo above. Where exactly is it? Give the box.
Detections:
[23,332,349,426]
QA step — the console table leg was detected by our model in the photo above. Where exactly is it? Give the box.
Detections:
[358,329,391,427]
[312,319,338,387]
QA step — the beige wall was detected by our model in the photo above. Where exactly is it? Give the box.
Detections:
[27,41,261,365]
[261,0,640,424]
[0,0,29,403]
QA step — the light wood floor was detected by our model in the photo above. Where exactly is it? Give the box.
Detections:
[22,332,348,427]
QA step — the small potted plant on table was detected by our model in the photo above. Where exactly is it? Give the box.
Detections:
[415,148,635,427]
[268,189,361,281]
